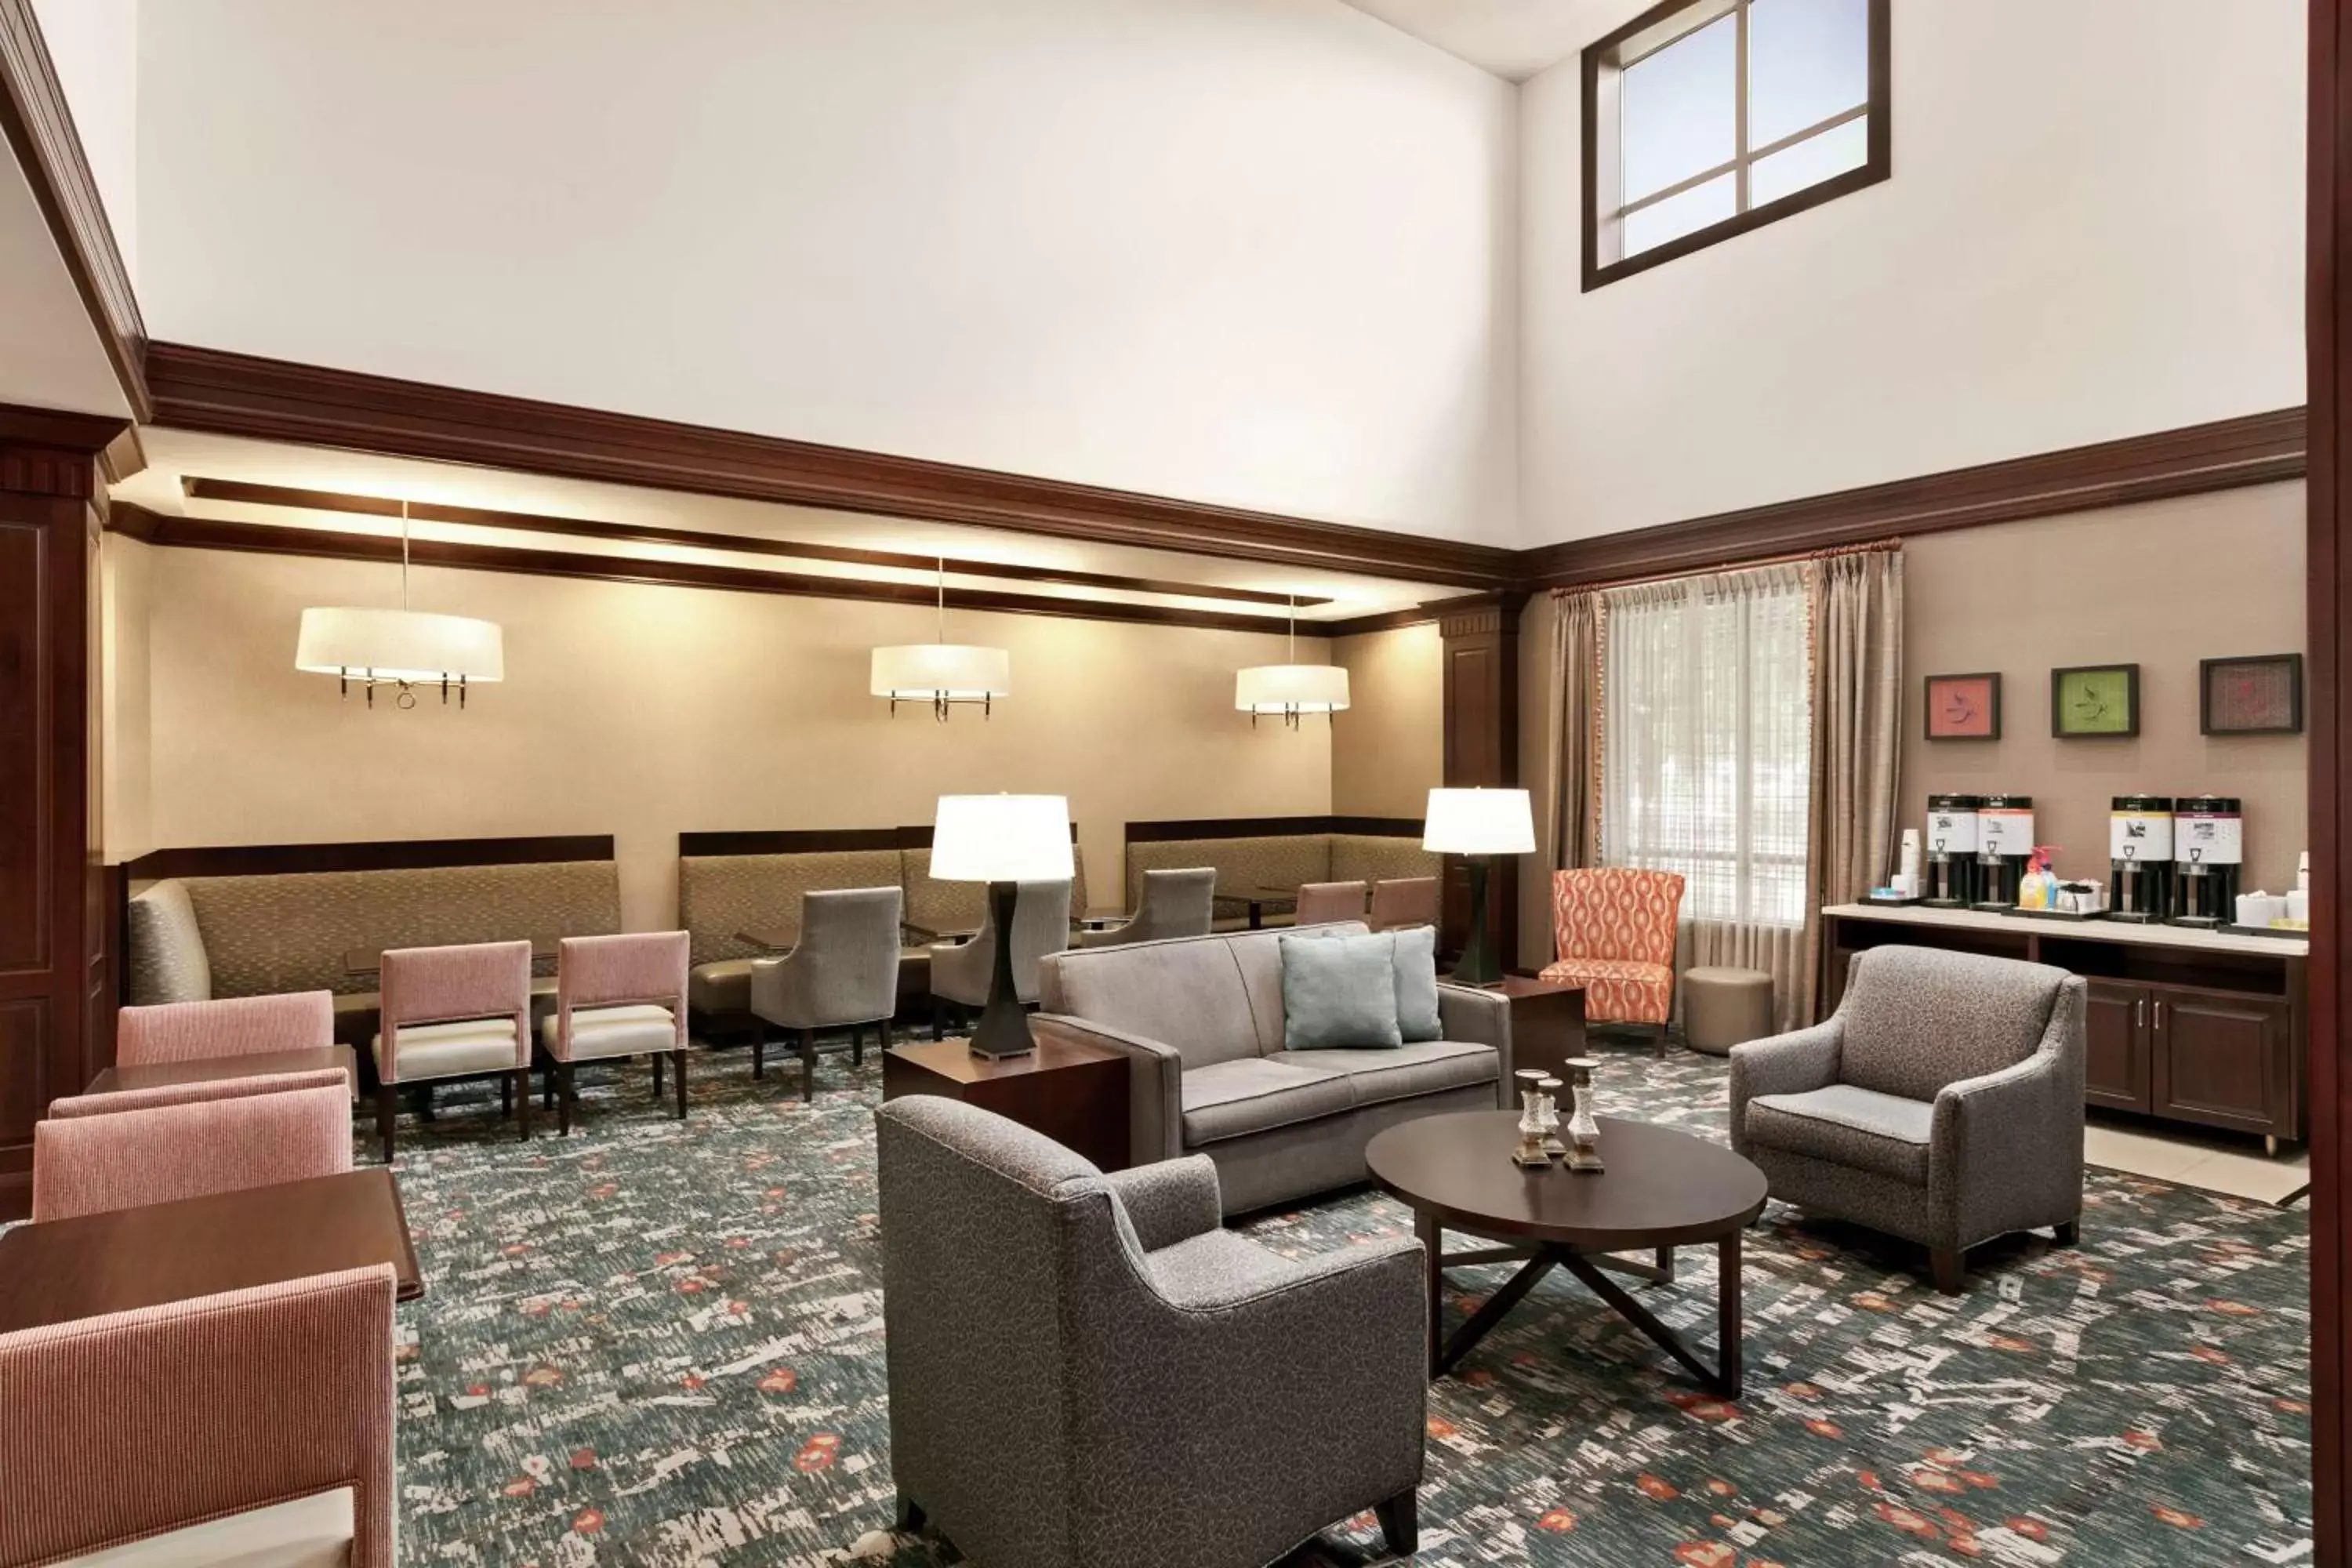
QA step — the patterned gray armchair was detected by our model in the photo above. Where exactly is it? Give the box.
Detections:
[876,1097,1426,1568]
[1077,866,1216,948]
[1730,945,2088,1294]
[749,887,902,1102]
[927,879,1070,1036]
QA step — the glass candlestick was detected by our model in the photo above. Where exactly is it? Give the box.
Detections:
[1563,1058,1604,1173]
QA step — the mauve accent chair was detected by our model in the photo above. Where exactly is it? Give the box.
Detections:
[375,939,533,1162]
[1540,868,1686,1054]
[928,880,1071,1040]
[1293,880,1369,926]
[540,931,692,1132]
[31,1084,354,1221]
[117,990,335,1065]
[1368,876,1439,931]
[750,887,904,1102]
[876,1097,1425,1566]
[48,1068,352,1120]
[0,1265,397,1568]
[1077,866,1217,948]
[1730,945,2089,1294]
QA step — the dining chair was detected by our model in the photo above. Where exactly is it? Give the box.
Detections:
[928,879,1072,1040]
[1540,868,1686,1054]
[117,990,336,1065]
[1294,880,1370,925]
[31,1084,353,1221]
[540,931,692,1133]
[0,1265,396,1568]
[750,887,904,1101]
[48,1068,351,1120]
[376,939,533,1161]
[1369,876,1439,931]
[1076,867,1218,948]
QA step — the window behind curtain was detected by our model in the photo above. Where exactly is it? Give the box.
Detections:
[1600,565,1811,927]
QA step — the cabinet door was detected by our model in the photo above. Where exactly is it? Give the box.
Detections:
[2082,981,2151,1112]
[2151,987,2293,1137]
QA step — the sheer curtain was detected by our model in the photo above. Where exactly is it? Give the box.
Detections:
[1601,564,1812,1029]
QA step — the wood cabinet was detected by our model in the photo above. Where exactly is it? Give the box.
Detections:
[2083,979,2152,1112]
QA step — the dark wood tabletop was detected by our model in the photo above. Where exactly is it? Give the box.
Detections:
[0,1168,424,1332]
[344,940,558,978]
[1367,1112,1767,1252]
[84,1044,358,1099]
[1478,974,1587,1000]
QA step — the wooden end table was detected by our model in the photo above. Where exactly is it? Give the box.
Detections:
[883,1033,1131,1171]
[85,1044,358,1100]
[1481,975,1589,1080]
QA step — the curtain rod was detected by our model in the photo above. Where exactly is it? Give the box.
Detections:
[1547,536,1901,601]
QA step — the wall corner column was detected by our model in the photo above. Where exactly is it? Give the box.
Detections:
[1439,593,1527,968]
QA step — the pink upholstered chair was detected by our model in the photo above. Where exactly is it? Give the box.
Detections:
[49,1068,351,1120]
[540,931,691,1132]
[1368,877,1439,931]
[0,1265,396,1568]
[1540,868,1686,1054]
[1294,881,1370,925]
[31,1084,354,1221]
[117,990,335,1065]
[375,940,532,1161]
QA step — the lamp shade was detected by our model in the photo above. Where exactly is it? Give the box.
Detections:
[871,644,1011,702]
[295,607,505,684]
[931,794,1074,883]
[1234,662,1349,715]
[1423,788,1534,855]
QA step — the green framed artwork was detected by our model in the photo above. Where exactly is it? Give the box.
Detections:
[2050,663,2140,738]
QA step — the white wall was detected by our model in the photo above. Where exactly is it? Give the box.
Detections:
[132,0,1519,544]
[1519,0,2306,543]
[31,0,137,286]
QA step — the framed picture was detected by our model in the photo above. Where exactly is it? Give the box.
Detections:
[2050,663,2141,738]
[1923,672,2002,740]
[2201,653,2304,735]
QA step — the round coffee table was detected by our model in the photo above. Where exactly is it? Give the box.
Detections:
[1366,1111,1767,1396]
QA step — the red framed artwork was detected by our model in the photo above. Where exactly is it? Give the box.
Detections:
[1924,672,2001,740]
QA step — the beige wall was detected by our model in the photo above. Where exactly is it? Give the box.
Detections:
[1904,483,2308,892]
[128,546,1341,931]
[100,534,153,862]
[1330,623,1442,819]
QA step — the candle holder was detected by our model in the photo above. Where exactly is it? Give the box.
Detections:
[1538,1076,1566,1158]
[1563,1058,1604,1173]
[1512,1069,1554,1168]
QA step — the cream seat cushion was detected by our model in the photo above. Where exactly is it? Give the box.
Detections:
[539,1003,677,1061]
[372,1018,519,1083]
[61,1486,354,1568]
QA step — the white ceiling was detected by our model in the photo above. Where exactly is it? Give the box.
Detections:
[1337,0,1606,82]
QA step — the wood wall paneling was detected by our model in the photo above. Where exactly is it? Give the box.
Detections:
[123,834,618,882]
[1439,597,1524,965]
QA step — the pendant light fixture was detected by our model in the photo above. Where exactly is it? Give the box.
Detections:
[1236,595,1348,728]
[870,557,1011,720]
[294,500,505,710]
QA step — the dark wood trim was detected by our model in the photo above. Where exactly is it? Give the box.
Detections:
[1325,592,1503,638]
[1439,608,1522,965]
[123,834,615,882]
[1522,408,2308,590]
[143,342,1516,590]
[681,822,1078,858]
[0,405,130,501]
[0,1,146,419]
[1123,815,1425,844]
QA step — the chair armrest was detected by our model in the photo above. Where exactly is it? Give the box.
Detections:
[748,953,804,1026]
[1436,982,1513,1105]
[1031,1013,1185,1166]
[1727,1018,1843,1156]
[1930,978,2087,1243]
[1102,1155,1222,1250]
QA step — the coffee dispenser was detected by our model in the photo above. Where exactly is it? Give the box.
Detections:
[1975,795,2035,910]
[2107,795,2174,924]
[1922,795,1983,908]
[2172,795,2244,928]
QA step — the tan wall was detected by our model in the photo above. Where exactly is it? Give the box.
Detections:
[129,547,1338,931]
[1904,482,2308,892]
[100,534,153,862]
[1330,623,1442,819]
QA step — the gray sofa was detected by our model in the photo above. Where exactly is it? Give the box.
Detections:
[876,1095,1425,1567]
[1729,944,2088,1294]
[1033,923,1513,1214]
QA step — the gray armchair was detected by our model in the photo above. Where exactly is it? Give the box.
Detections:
[928,879,1072,1038]
[750,887,903,1101]
[1730,944,2087,1294]
[1078,866,1215,948]
[876,1096,1425,1568]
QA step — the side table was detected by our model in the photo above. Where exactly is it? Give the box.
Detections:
[882,1034,1131,1171]
[1483,975,1589,1081]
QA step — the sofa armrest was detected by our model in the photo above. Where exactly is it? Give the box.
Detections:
[1031,1013,1185,1166]
[1727,1018,1843,1156]
[1436,983,1513,1100]
[1102,1156,1222,1251]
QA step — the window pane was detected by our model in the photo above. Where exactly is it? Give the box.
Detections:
[1748,116,1869,207]
[1748,0,1871,149]
[1621,13,1737,204]
[1622,173,1737,257]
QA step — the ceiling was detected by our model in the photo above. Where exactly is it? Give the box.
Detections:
[1337,0,1606,82]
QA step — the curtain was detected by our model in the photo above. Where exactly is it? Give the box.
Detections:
[1544,590,1602,880]
[1801,546,1905,1021]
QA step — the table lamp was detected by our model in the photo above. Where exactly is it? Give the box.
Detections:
[1423,787,1534,986]
[931,793,1076,1057]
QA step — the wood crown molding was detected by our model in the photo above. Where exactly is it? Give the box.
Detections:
[1122,815,1425,843]
[0,402,130,499]
[124,834,616,882]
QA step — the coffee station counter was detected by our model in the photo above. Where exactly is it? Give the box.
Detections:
[1820,902,2307,1151]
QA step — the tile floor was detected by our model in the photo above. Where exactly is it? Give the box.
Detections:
[2084,1113,2310,1205]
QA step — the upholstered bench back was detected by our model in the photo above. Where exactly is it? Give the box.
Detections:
[1328,833,1439,887]
[1122,834,1436,923]
[677,850,902,968]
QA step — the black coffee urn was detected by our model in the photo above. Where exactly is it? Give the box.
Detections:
[2172,795,2243,928]
[1922,794,1983,908]
[2107,795,2174,924]
[1975,795,2035,910]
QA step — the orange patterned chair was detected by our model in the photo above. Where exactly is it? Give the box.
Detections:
[1540,869,1686,1054]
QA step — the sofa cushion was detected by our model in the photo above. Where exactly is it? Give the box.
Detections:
[1537,957,1674,1026]
[60,1486,354,1568]
[125,880,211,1006]
[541,1003,677,1060]
[1747,1083,1934,1184]
[1279,931,1403,1051]
[677,850,902,968]
[688,958,756,1016]
[1038,935,1264,1069]
[1390,925,1442,1042]
[1179,1058,1354,1145]
[1838,946,2066,1104]
[1272,1039,1497,1111]
[1142,1228,1295,1306]
[375,1018,521,1083]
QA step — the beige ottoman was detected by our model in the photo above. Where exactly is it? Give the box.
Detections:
[1683,967,1773,1056]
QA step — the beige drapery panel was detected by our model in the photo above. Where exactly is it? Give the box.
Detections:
[1541,590,1602,897]
[1799,545,1906,1020]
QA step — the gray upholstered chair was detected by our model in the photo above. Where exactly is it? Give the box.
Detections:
[928,879,1071,1040]
[876,1096,1425,1567]
[750,887,903,1102]
[1077,866,1216,948]
[1730,945,2088,1294]
[1293,880,1368,925]
[1369,875,1439,931]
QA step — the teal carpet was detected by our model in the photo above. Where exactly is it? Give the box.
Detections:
[385,1042,2311,1566]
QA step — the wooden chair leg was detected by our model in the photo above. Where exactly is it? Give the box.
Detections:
[376,1082,397,1164]
[2053,1219,2080,1247]
[800,1028,818,1103]
[751,1022,766,1080]
[930,997,945,1041]
[543,1070,555,1112]
[652,1051,665,1098]
[673,1047,689,1119]
[514,1068,532,1142]
[853,1025,864,1068]
[1374,1487,1417,1555]
[499,1076,513,1118]
[558,1061,578,1136]
[416,1082,436,1121]
[878,1019,893,1054]
[1930,1247,1965,1294]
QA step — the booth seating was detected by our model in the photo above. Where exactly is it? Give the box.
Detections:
[1123,825,1436,931]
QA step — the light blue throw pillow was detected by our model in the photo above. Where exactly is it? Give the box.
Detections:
[1280,931,1403,1051]
[1390,925,1443,1043]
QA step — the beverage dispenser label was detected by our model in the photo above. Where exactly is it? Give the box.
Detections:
[2177,813,2245,866]
[1980,810,2034,852]
[1927,811,1979,854]
[2110,811,2174,861]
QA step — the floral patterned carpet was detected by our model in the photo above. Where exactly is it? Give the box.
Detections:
[385,1038,2310,1567]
